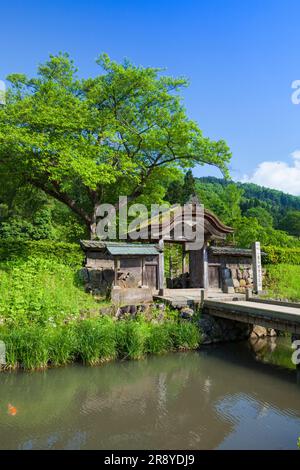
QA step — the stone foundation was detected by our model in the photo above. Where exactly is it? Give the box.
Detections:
[79,267,114,297]
[111,286,153,305]
[229,265,266,293]
[199,314,252,344]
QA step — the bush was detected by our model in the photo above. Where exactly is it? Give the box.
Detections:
[0,256,100,326]
[265,264,300,301]
[75,317,116,365]
[48,323,77,366]
[0,316,201,371]
[171,321,201,350]
[1,324,49,370]
[146,323,174,354]
[0,240,83,267]
[115,319,150,360]
[263,246,300,265]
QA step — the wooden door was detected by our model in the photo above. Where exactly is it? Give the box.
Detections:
[145,265,158,289]
[208,265,220,289]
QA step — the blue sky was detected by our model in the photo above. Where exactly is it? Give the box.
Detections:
[2,0,300,194]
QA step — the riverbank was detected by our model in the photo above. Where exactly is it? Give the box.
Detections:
[0,315,201,371]
[0,245,201,371]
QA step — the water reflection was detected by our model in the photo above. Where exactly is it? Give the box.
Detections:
[0,340,299,450]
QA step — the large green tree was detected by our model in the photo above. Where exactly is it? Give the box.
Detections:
[279,210,300,237]
[0,53,231,237]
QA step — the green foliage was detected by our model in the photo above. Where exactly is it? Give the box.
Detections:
[0,317,201,371]
[75,317,116,365]
[0,53,231,235]
[164,243,184,279]
[1,324,50,370]
[245,207,274,228]
[263,246,300,265]
[48,323,77,366]
[166,169,197,205]
[265,264,300,301]
[171,321,201,350]
[0,184,87,243]
[194,180,243,225]
[0,240,83,266]
[0,255,98,326]
[115,319,150,360]
[233,218,300,248]
[146,323,174,354]
[196,176,300,224]
[279,210,300,237]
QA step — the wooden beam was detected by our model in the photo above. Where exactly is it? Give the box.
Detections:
[158,239,165,295]
[203,243,209,290]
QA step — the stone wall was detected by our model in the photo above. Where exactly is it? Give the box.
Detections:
[79,267,114,297]
[208,253,265,293]
[199,314,252,344]
[111,286,153,305]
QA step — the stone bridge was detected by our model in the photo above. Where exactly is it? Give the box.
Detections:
[203,299,300,336]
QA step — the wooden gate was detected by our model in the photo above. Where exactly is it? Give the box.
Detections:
[208,264,221,289]
[145,265,158,289]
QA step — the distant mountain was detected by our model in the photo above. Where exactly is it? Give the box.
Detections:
[196,177,300,224]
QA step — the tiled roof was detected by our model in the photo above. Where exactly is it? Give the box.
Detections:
[80,240,159,256]
[209,246,266,257]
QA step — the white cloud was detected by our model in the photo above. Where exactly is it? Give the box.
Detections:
[241,151,300,196]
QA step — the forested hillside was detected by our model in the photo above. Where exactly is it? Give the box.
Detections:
[197,176,300,228]
[166,173,300,249]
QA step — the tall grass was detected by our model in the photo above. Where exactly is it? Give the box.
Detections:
[0,256,101,326]
[1,325,49,370]
[0,317,201,371]
[265,264,300,301]
[0,251,201,371]
[75,317,116,365]
[115,320,150,360]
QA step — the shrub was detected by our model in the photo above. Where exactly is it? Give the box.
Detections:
[171,321,201,350]
[265,264,300,301]
[263,246,300,265]
[115,319,150,360]
[0,240,83,267]
[75,317,116,365]
[48,323,77,366]
[0,324,49,370]
[0,256,100,326]
[146,323,174,354]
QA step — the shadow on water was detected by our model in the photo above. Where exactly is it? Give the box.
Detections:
[0,338,299,450]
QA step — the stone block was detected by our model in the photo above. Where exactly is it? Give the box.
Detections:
[251,325,268,338]
[111,286,153,305]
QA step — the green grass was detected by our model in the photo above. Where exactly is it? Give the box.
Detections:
[0,250,201,371]
[0,256,101,326]
[265,264,300,302]
[0,317,201,370]
[75,317,117,365]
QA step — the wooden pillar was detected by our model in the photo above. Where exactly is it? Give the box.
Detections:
[203,243,209,290]
[114,257,119,286]
[158,239,165,295]
[182,245,187,288]
[141,256,146,286]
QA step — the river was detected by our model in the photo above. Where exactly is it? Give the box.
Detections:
[0,338,299,450]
